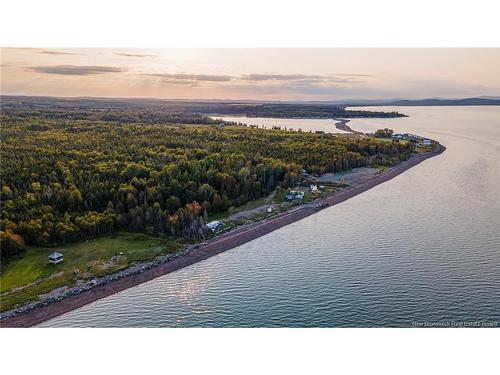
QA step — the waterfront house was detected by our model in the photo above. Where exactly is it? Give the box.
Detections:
[310,184,318,193]
[207,220,223,232]
[402,133,420,141]
[48,251,63,264]
[286,191,305,202]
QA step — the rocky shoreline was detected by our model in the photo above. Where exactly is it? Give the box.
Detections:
[0,143,446,328]
[0,245,196,322]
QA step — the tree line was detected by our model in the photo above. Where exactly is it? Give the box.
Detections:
[0,110,413,257]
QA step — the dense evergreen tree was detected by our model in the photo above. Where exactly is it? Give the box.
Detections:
[0,110,413,256]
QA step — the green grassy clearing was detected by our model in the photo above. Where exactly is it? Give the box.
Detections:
[0,233,184,311]
[303,185,336,203]
[207,192,274,222]
[374,137,410,145]
[228,196,269,214]
[207,211,230,222]
[415,144,435,153]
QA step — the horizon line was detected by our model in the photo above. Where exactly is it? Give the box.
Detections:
[2,93,498,103]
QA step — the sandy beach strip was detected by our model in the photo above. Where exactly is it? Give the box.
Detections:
[0,144,445,328]
[334,119,363,134]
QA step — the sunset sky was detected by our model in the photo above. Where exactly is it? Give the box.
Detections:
[1,48,498,100]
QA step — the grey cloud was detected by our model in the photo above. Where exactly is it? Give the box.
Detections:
[241,73,326,81]
[242,74,315,81]
[225,81,385,98]
[241,73,370,84]
[39,50,85,56]
[142,72,370,86]
[31,65,127,76]
[116,53,159,58]
[143,73,233,82]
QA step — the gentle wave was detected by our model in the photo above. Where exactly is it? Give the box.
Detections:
[40,106,500,328]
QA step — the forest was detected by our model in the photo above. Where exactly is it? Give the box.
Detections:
[1,95,405,120]
[0,106,413,258]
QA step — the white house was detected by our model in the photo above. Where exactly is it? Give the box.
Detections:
[48,251,63,264]
[207,220,223,232]
[286,191,305,202]
[423,139,432,146]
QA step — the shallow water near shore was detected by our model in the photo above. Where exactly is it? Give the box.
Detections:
[40,106,500,327]
[213,115,352,134]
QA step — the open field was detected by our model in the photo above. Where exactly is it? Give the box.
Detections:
[0,143,445,327]
[374,137,410,145]
[207,194,274,222]
[0,233,183,312]
[319,167,380,185]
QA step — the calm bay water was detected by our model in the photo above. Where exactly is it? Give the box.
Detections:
[214,115,352,134]
[41,106,500,327]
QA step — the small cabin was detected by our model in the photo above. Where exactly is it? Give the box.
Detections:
[48,251,63,264]
[423,139,432,146]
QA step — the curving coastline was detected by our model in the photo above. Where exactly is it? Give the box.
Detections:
[0,144,446,328]
[334,119,363,134]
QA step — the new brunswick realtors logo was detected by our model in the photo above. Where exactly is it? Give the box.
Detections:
[411,320,498,328]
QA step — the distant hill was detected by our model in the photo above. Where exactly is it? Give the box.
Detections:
[366,97,500,106]
[1,95,498,113]
[385,98,500,106]
[477,95,500,100]
[0,95,406,119]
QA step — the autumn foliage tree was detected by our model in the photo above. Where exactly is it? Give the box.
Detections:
[0,229,25,257]
[0,109,413,254]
